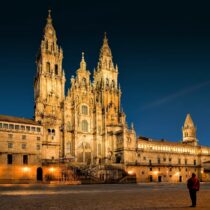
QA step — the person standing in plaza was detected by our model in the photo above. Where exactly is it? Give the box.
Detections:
[187,173,200,207]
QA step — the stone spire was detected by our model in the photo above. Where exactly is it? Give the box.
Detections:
[97,32,114,70]
[184,113,195,127]
[182,113,197,145]
[100,32,112,58]
[44,10,56,36]
[40,9,59,55]
[75,52,90,89]
[80,52,87,70]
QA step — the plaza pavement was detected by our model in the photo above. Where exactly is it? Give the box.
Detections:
[0,183,210,210]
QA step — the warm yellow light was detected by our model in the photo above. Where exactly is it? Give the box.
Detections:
[49,167,55,173]
[128,170,134,175]
[22,167,30,173]
[175,172,180,176]
[153,171,158,175]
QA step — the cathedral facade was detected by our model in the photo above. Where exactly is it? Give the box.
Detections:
[34,10,136,166]
[0,11,210,183]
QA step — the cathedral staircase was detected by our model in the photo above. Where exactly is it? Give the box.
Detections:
[67,164,136,184]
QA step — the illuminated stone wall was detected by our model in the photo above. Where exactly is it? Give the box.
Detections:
[125,137,210,182]
[0,119,42,183]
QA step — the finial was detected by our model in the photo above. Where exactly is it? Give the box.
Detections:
[82,52,85,61]
[80,51,86,70]
[47,9,52,24]
[131,122,134,130]
[115,64,118,71]
[103,32,108,43]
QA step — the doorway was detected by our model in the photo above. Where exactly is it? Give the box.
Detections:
[158,176,162,182]
[149,175,153,182]
[37,167,43,181]
[179,176,182,182]
[116,156,121,163]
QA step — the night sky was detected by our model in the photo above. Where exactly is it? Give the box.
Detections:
[0,1,210,146]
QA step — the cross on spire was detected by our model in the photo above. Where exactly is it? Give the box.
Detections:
[47,9,52,24]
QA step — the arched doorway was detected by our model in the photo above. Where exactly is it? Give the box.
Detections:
[37,167,43,181]
[77,142,92,164]
[116,156,121,163]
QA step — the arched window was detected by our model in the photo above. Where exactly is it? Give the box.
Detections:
[52,129,55,136]
[46,41,48,50]
[111,80,115,88]
[46,62,50,73]
[66,122,72,132]
[106,78,109,86]
[55,64,58,75]
[81,105,88,115]
[48,129,51,134]
[109,60,112,68]
[82,78,86,86]
[81,120,88,132]
[98,144,101,155]
[67,142,71,153]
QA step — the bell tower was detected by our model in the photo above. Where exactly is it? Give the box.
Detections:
[34,10,66,160]
[94,33,121,125]
[182,113,197,146]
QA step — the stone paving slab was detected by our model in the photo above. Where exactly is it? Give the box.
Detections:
[0,184,209,210]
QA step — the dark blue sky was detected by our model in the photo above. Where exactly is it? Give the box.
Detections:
[0,0,210,146]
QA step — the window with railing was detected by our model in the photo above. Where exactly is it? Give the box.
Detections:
[9,124,14,129]
[3,124,8,129]
[15,125,20,130]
